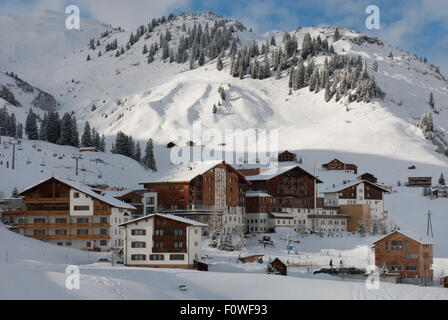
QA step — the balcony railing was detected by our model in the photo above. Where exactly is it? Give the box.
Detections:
[27,234,110,240]
[16,222,110,229]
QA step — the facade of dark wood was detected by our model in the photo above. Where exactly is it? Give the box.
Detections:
[357,173,378,184]
[248,166,322,210]
[278,151,297,162]
[115,190,144,216]
[322,158,358,174]
[141,162,249,211]
[407,177,432,187]
[271,258,287,276]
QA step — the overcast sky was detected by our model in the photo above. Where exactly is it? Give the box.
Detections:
[0,0,447,76]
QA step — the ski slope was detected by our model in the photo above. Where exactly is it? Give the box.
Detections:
[1,221,448,300]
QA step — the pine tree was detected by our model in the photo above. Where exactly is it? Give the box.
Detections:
[81,121,93,147]
[143,138,157,171]
[216,55,223,71]
[17,123,23,139]
[212,104,217,114]
[70,115,80,147]
[87,55,91,61]
[373,60,378,72]
[46,112,61,144]
[59,113,74,146]
[100,134,106,152]
[325,80,332,102]
[388,51,393,59]
[333,28,341,42]
[25,109,38,140]
[135,142,142,162]
[439,173,446,186]
[11,187,19,198]
[429,92,435,108]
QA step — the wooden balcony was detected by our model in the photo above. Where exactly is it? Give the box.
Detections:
[25,197,70,204]
[16,222,110,229]
[1,210,25,216]
[27,234,110,240]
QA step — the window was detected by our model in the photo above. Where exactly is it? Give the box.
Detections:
[131,229,146,236]
[391,265,402,271]
[34,229,45,235]
[174,229,183,236]
[55,218,67,224]
[77,218,88,223]
[57,242,63,246]
[155,229,164,236]
[385,240,389,250]
[65,242,72,246]
[100,229,108,235]
[170,254,184,261]
[405,240,409,251]
[154,242,163,248]
[406,266,417,271]
[34,218,45,224]
[102,205,108,210]
[174,242,183,248]
[391,240,403,250]
[100,217,108,223]
[77,229,88,235]
[73,192,80,198]
[131,254,146,261]
[146,197,155,205]
[55,229,67,235]
[406,253,418,259]
[74,206,90,211]
[86,242,91,247]
[150,254,164,261]
[100,240,107,246]
[131,242,146,248]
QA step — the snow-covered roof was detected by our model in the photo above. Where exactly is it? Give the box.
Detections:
[140,160,250,185]
[245,191,273,198]
[119,213,208,227]
[373,230,434,245]
[322,180,390,193]
[270,212,295,218]
[19,177,136,210]
[432,186,448,191]
[244,164,322,183]
[140,160,223,183]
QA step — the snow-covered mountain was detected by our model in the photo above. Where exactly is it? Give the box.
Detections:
[1,10,448,190]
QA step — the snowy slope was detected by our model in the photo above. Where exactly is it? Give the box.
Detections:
[0,136,148,196]
[1,221,448,300]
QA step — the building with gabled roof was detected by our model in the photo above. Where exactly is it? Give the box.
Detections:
[431,186,448,198]
[323,180,390,221]
[1,176,135,251]
[119,213,207,268]
[373,230,434,285]
[322,158,358,174]
[139,161,250,234]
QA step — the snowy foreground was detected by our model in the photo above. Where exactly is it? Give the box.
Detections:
[1,223,448,300]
